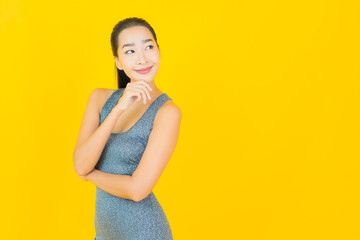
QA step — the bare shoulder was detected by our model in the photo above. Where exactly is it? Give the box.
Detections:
[91,88,117,115]
[154,99,182,123]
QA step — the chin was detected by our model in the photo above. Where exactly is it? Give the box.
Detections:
[133,76,152,82]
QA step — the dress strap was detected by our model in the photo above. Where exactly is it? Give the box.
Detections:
[140,93,172,130]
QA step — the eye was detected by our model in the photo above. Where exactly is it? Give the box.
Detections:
[125,45,153,54]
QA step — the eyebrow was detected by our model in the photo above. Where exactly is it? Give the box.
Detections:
[122,39,153,49]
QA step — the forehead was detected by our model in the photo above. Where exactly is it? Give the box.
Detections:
[118,26,153,44]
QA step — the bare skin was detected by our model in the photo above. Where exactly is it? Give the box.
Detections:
[73,25,182,202]
[103,87,166,134]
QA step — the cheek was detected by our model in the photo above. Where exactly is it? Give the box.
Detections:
[150,52,160,63]
[122,57,134,66]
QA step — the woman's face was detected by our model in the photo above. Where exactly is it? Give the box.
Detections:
[115,25,160,83]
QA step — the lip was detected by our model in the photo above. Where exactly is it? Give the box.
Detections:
[135,66,153,74]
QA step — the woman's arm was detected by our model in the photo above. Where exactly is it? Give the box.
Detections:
[85,169,135,201]
[79,103,181,202]
[73,89,124,176]
[131,104,182,202]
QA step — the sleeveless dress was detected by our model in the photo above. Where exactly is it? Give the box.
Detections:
[94,88,173,240]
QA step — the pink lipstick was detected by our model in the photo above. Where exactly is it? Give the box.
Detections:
[135,66,152,74]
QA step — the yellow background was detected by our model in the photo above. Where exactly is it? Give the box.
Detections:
[1,0,359,239]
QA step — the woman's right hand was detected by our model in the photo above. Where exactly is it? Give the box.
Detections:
[115,81,153,111]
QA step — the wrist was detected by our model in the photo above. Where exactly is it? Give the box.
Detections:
[113,105,125,114]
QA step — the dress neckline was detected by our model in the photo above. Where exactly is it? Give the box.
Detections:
[110,92,166,135]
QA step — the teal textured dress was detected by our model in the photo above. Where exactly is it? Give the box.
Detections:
[94,88,173,240]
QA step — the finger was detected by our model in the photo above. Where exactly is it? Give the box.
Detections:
[136,92,141,101]
[132,82,151,99]
[140,90,146,104]
[131,83,151,101]
[137,81,153,93]
[127,86,142,102]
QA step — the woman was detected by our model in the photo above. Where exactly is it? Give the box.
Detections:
[73,17,182,239]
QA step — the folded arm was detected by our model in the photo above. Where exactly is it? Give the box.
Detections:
[73,89,124,176]
[83,103,182,202]
[131,103,182,202]
[85,169,135,201]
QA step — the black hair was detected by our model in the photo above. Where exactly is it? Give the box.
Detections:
[110,17,160,88]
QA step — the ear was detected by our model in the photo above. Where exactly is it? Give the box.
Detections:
[114,57,123,70]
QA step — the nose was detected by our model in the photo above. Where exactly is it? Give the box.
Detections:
[137,51,147,64]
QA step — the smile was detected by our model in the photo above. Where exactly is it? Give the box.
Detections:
[135,66,153,74]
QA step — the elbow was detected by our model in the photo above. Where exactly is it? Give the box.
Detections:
[74,164,85,176]
[74,166,88,176]
[130,183,142,202]
[74,161,93,176]
[132,192,145,203]
[73,157,90,176]
[130,177,152,202]
[73,158,83,176]
[132,189,151,203]
[73,149,93,176]
[73,151,82,174]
